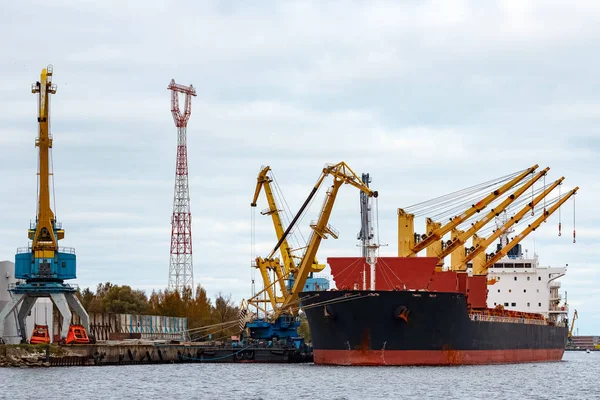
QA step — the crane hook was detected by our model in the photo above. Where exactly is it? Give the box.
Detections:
[573,229,576,244]
[558,222,562,237]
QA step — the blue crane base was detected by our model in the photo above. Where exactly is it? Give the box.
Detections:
[10,281,77,295]
[246,315,305,349]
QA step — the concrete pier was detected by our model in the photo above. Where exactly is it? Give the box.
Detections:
[0,341,312,367]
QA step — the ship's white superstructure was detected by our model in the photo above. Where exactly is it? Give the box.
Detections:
[486,253,568,323]
[476,211,568,324]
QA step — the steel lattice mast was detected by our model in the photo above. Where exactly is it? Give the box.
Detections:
[167,79,196,293]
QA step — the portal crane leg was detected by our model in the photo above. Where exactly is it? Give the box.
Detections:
[66,293,90,334]
[16,297,37,342]
[50,293,73,340]
[0,294,25,343]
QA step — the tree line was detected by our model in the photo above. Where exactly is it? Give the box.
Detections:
[77,283,239,340]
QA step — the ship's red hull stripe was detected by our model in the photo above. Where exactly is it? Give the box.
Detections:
[314,349,565,365]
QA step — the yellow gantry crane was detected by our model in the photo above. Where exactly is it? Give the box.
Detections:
[245,162,377,324]
[0,65,91,344]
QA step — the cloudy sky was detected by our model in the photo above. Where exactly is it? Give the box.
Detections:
[1,1,598,333]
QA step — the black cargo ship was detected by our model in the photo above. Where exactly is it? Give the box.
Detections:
[300,289,567,365]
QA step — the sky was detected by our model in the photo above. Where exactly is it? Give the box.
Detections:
[1,1,599,333]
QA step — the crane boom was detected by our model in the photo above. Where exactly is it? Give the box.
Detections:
[479,186,578,273]
[438,167,550,261]
[276,162,377,317]
[569,310,578,338]
[452,177,565,271]
[29,66,63,256]
[250,166,328,312]
[405,165,539,256]
[251,166,294,274]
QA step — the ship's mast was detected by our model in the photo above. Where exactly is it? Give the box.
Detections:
[495,210,514,251]
[358,173,378,290]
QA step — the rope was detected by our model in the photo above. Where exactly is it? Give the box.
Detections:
[167,344,255,362]
[376,258,407,289]
[327,257,364,289]
[301,293,365,310]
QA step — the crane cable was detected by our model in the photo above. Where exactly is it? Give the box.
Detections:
[250,205,256,297]
[558,184,562,236]
[405,169,525,213]
[418,177,530,220]
[573,195,576,244]
[271,171,305,253]
[530,169,534,216]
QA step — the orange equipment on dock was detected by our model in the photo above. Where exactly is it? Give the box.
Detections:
[30,324,50,344]
[65,325,90,344]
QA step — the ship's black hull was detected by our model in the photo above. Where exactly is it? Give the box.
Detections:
[300,290,568,365]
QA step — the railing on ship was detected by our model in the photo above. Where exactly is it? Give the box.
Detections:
[469,313,548,326]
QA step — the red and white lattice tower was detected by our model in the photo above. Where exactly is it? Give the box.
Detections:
[167,79,197,293]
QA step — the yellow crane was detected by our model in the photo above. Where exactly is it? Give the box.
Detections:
[569,310,578,340]
[398,165,539,259]
[243,162,376,339]
[438,168,549,266]
[475,186,578,275]
[0,65,91,344]
[250,166,325,311]
[451,176,565,271]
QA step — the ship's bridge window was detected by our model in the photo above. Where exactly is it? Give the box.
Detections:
[525,263,532,268]
[505,263,513,268]
[495,263,503,268]
[515,263,524,268]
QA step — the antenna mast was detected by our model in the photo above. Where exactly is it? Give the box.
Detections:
[167,79,196,293]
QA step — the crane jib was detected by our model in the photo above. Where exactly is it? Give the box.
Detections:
[268,184,320,259]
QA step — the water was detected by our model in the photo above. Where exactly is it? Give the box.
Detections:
[0,352,596,399]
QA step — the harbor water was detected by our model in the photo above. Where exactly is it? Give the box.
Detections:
[0,351,596,399]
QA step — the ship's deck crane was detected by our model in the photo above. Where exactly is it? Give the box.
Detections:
[476,186,578,275]
[398,165,539,261]
[242,162,376,341]
[450,176,566,271]
[0,65,90,344]
[438,168,549,265]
